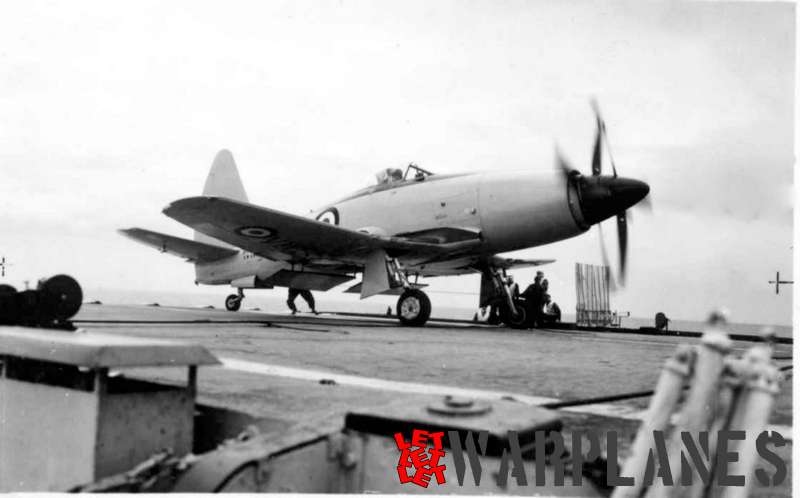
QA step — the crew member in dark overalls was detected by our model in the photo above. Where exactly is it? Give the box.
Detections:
[287,287,318,315]
[521,271,545,327]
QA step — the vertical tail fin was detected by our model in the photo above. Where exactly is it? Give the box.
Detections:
[195,150,248,247]
[203,149,248,201]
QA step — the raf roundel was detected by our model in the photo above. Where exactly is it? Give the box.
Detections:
[235,226,275,239]
[316,208,339,225]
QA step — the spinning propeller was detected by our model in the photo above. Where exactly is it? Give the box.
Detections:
[557,100,650,286]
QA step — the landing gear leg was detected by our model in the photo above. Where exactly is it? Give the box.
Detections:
[500,302,527,329]
[387,259,431,326]
[225,289,243,312]
[487,268,526,329]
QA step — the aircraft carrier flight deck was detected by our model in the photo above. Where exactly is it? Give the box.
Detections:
[71,304,793,480]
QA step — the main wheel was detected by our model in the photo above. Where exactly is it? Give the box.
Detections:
[225,294,242,311]
[500,303,527,329]
[396,289,431,327]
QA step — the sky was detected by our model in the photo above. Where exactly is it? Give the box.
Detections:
[0,1,794,326]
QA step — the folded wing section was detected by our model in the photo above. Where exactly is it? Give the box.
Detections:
[119,228,238,262]
[163,196,479,266]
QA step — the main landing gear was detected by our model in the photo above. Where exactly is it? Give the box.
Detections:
[397,288,431,327]
[484,266,527,329]
[499,301,527,329]
[225,289,244,311]
[387,258,431,327]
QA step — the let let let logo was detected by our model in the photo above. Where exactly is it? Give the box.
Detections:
[394,429,447,488]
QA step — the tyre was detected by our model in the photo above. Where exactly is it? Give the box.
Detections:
[396,289,432,326]
[225,294,242,311]
[39,274,83,320]
[500,303,527,329]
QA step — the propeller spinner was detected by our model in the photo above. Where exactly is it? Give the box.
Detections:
[557,101,650,285]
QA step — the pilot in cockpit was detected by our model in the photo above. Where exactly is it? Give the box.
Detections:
[376,168,404,185]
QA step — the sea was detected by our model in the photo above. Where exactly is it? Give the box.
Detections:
[82,287,793,339]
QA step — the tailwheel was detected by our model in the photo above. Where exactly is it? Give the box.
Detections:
[396,289,431,327]
[500,302,527,329]
[225,294,242,311]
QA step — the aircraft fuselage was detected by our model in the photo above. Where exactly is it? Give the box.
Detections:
[195,170,589,285]
[313,170,589,261]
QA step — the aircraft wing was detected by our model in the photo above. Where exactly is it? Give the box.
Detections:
[490,256,555,269]
[119,228,238,262]
[163,196,478,265]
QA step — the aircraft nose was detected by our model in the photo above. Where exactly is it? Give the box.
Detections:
[579,176,649,225]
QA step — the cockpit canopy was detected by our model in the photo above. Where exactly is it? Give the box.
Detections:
[375,168,404,185]
[374,163,434,185]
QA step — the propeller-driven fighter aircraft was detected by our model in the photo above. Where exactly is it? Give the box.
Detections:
[121,105,649,327]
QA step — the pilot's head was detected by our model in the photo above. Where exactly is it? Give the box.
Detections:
[389,168,403,181]
[535,271,544,282]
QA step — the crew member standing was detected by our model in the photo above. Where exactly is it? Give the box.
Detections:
[521,271,545,327]
[287,287,318,315]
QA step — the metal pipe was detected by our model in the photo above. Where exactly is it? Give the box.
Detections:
[647,310,732,498]
[611,344,694,498]
[696,356,746,498]
[718,345,781,498]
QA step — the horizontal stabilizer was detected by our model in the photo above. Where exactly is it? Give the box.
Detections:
[119,228,238,262]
